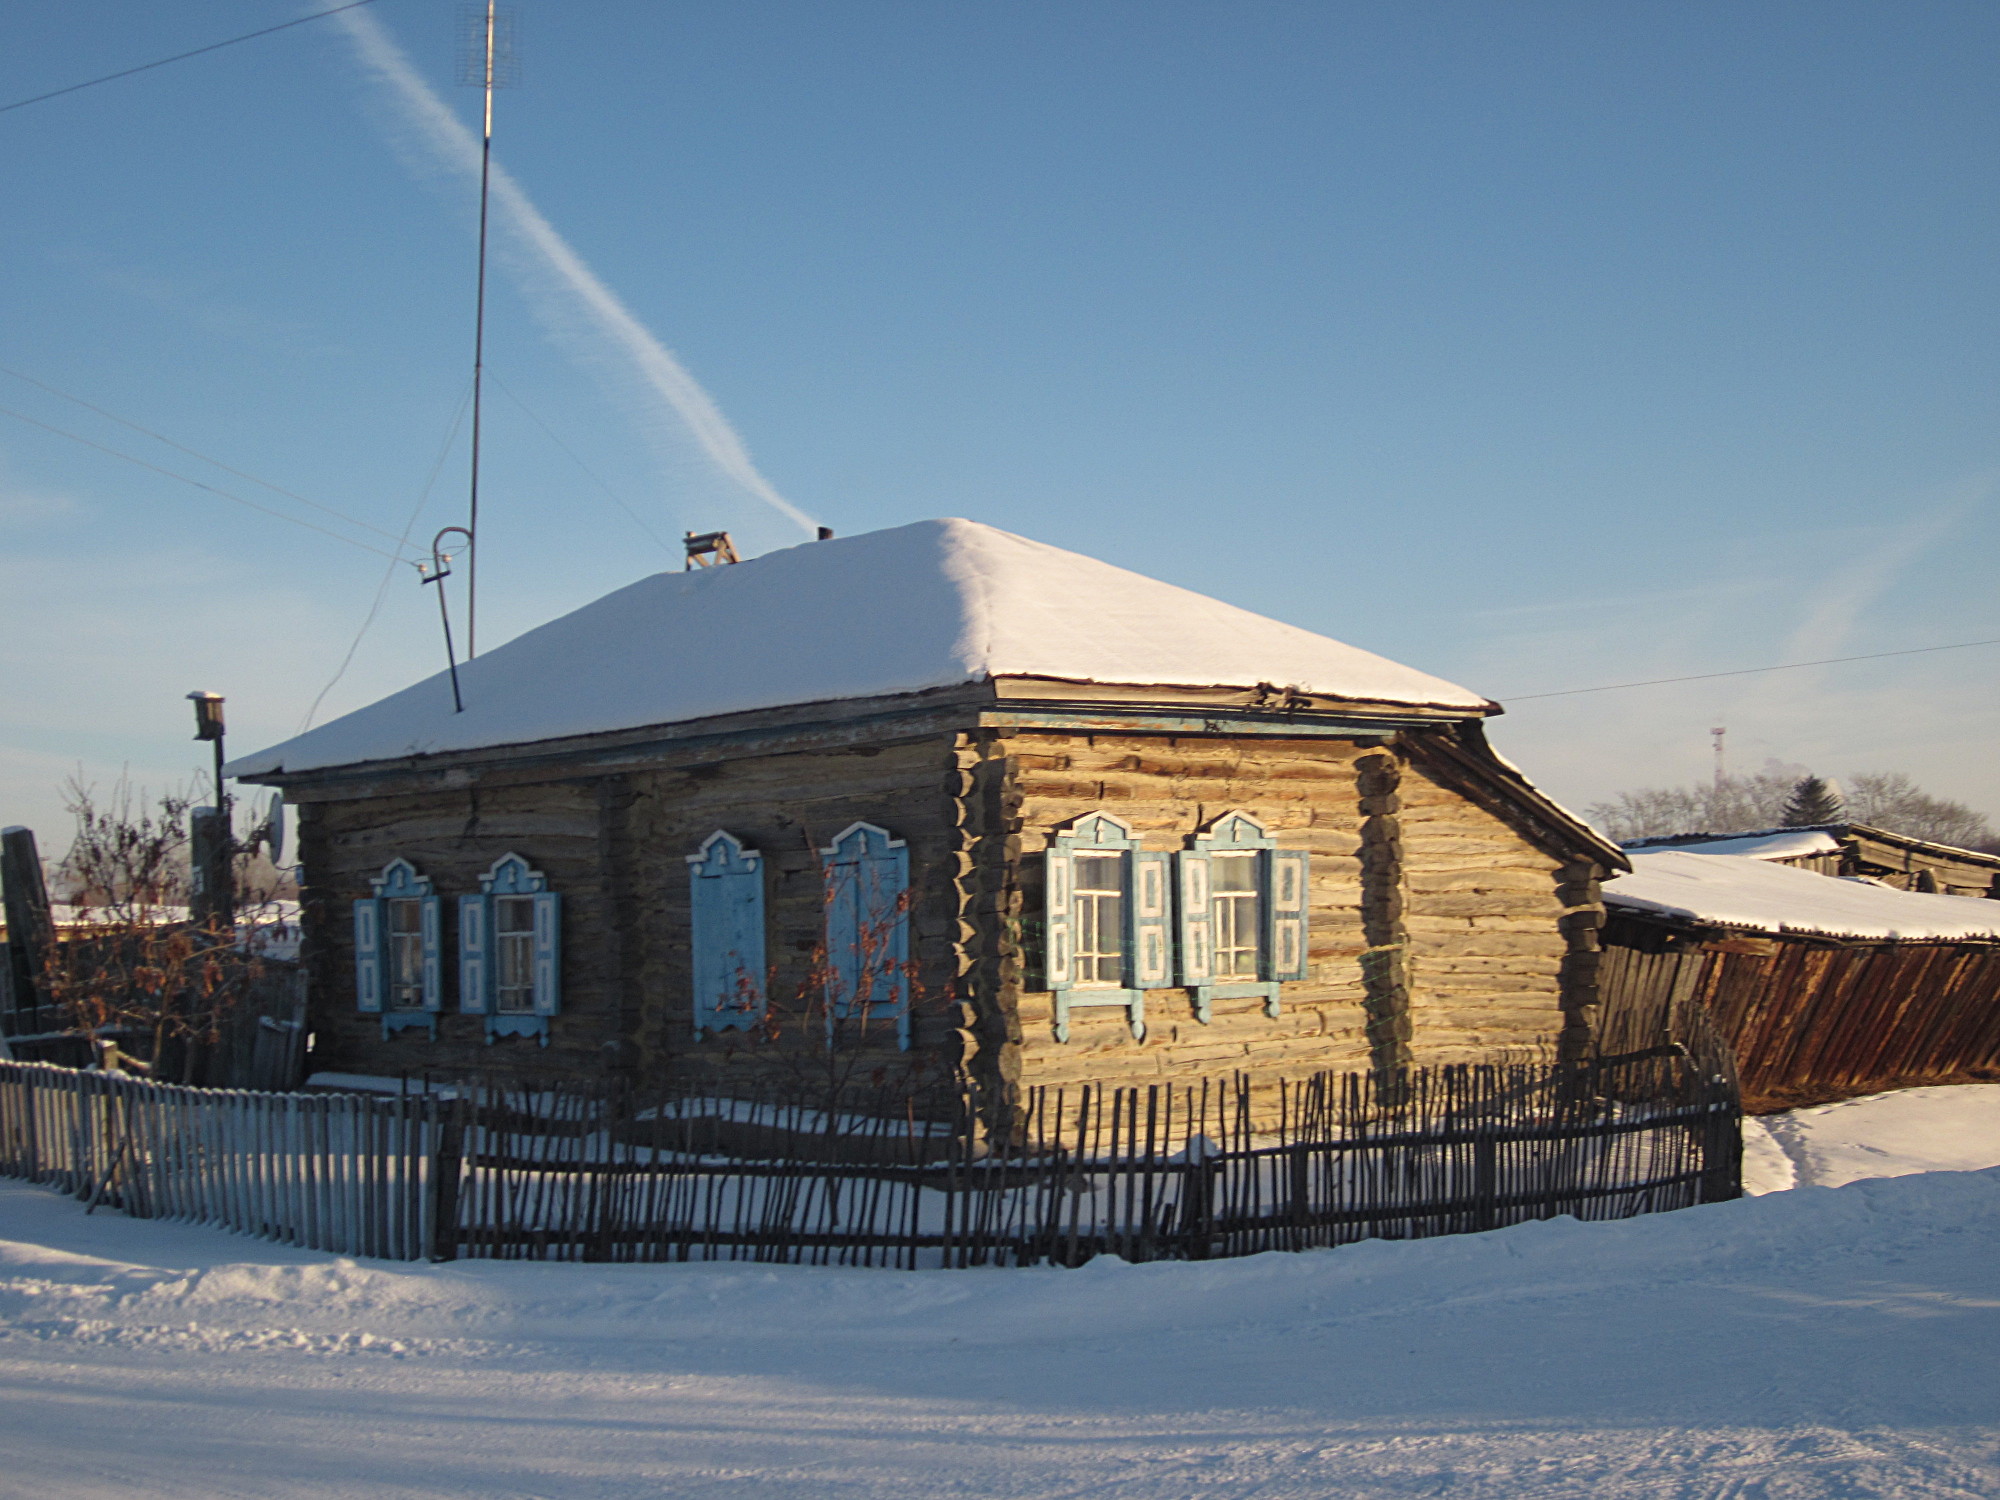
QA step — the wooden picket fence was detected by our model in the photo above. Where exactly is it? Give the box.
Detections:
[0,1036,1740,1267]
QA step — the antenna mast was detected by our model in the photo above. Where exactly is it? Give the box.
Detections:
[460,2,516,658]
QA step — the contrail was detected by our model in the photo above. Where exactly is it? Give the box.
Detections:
[333,6,816,538]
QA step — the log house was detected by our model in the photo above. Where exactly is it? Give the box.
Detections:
[229,520,1625,1106]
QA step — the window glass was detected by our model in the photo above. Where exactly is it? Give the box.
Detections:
[495,895,537,1014]
[1211,852,1261,979]
[387,897,425,1009]
[1072,852,1126,985]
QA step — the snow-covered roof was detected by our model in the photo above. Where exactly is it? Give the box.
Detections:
[1604,850,2000,941]
[1625,828,1844,862]
[229,518,1493,777]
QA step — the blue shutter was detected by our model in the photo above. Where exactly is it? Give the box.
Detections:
[1130,851,1173,988]
[353,899,383,1012]
[420,895,444,1012]
[1044,848,1074,989]
[530,891,562,1016]
[458,894,492,1014]
[690,832,766,1037]
[1268,849,1310,982]
[1176,851,1214,986]
[822,824,911,1049]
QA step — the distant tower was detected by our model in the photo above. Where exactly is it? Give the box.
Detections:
[1711,726,1727,791]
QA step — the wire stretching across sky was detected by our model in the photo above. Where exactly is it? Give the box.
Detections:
[333,7,817,539]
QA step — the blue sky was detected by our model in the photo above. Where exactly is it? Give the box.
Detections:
[2,1,1996,842]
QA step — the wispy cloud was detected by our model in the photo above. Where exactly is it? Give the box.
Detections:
[333,8,816,541]
[1780,476,1991,664]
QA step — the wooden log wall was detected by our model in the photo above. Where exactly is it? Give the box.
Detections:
[301,778,619,1083]
[295,718,1604,1103]
[617,735,967,1095]
[298,734,976,1094]
[1002,729,1587,1099]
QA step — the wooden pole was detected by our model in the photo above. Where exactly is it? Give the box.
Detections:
[1,826,52,1026]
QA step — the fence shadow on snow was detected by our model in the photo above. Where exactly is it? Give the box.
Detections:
[0,1039,1741,1268]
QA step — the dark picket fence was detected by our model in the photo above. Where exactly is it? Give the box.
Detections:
[0,1032,1741,1268]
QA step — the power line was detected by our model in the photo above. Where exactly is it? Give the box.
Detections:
[0,1,384,117]
[489,375,675,555]
[299,384,476,734]
[0,365,419,551]
[0,403,407,561]
[1505,637,2000,702]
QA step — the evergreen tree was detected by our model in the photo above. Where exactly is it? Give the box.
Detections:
[1780,775,1844,827]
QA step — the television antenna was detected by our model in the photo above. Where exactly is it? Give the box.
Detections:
[418,527,474,713]
[458,1,519,659]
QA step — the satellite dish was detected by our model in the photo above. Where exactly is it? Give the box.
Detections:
[263,794,286,866]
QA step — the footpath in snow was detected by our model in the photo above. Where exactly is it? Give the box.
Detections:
[0,1085,1994,1499]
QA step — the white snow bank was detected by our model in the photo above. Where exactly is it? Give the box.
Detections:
[1604,847,2000,939]
[228,519,1491,777]
[1744,1084,2000,1194]
[0,1162,1996,1497]
[0,1088,1993,1497]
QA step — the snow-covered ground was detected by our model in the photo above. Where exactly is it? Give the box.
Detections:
[0,1087,1994,1498]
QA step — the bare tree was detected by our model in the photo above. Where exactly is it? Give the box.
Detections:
[42,777,279,1078]
[1843,772,1996,850]
[1586,770,1798,843]
[1589,765,1998,851]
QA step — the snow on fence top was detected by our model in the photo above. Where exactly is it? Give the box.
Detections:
[228,518,1493,776]
[1603,850,2000,941]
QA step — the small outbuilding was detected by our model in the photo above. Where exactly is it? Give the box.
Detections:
[1599,848,2000,1109]
[1623,823,2000,897]
[229,519,1624,1107]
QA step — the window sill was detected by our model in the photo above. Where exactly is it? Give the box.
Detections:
[486,1013,551,1045]
[381,1011,437,1040]
[1051,987,1146,1043]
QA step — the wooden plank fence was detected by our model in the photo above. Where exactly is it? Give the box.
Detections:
[1601,920,2000,1109]
[0,1038,1740,1267]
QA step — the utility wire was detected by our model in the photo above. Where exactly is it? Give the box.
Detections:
[1505,637,2000,702]
[298,384,476,734]
[0,0,383,117]
[0,365,420,552]
[0,402,406,561]
[489,375,675,555]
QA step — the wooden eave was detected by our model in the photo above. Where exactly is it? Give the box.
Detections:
[239,674,1488,804]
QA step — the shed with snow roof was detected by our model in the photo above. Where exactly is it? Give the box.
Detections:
[1621,823,2000,897]
[230,518,1626,1107]
[1598,849,2000,1109]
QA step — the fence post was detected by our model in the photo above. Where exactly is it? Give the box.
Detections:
[1472,1131,1499,1232]
[425,1097,465,1263]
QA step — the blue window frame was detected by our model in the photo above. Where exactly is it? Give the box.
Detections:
[687,830,767,1040]
[459,853,561,1044]
[820,822,911,1051]
[1043,812,1172,1042]
[354,859,441,1038]
[1177,811,1310,1023]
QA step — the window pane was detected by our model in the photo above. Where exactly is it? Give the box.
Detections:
[496,896,535,935]
[1070,853,1125,985]
[389,898,422,934]
[1212,854,1256,892]
[1074,854,1122,892]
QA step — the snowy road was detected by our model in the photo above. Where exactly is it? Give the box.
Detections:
[0,1087,1995,1498]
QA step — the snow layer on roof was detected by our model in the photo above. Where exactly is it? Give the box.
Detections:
[1604,850,2000,941]
[229,518,1491,776]
[1640,828,1844,861]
